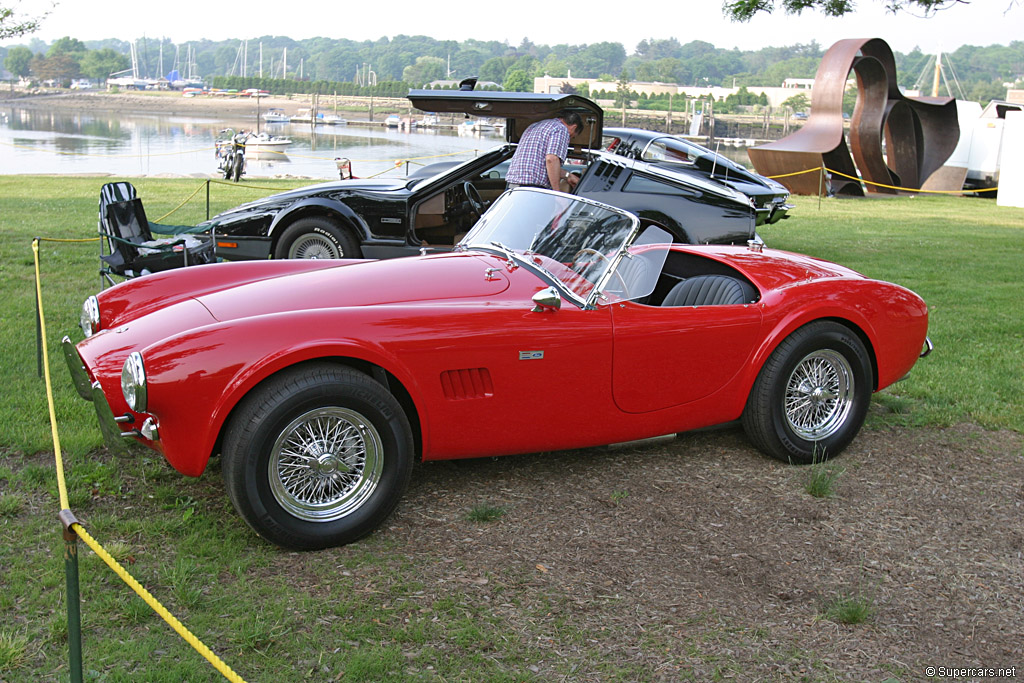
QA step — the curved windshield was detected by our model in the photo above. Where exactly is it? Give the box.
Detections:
[642,136,744,173]
[460,188,669,306]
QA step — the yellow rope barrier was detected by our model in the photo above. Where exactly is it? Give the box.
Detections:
[32,238,248,683]
[71,523,248,683]
[32,239,72,511]
[766,165,998,195]
[825,167,1000,194]
[207,178,308,192]
[765,166,823,180]
[151,182,209,223]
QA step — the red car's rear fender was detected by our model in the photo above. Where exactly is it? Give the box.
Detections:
[744,280,928,397]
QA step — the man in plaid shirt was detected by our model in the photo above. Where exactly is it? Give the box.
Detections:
[506,110,584,191]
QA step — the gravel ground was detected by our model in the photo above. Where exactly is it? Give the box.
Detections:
[355,423,1024,680]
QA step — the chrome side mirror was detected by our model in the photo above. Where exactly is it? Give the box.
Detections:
[531,286,561,313]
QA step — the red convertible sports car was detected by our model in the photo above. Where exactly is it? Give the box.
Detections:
[64,189,930,550]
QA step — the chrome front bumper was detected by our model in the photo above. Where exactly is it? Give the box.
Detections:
[62,336,129,455]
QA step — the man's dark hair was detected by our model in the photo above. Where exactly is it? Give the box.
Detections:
[560,110,583,131]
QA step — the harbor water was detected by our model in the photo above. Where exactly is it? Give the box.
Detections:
[0,106,754,180]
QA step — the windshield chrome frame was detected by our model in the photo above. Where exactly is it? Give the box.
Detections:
[461,188,643,310]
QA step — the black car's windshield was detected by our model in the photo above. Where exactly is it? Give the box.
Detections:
[460,188,669,306]
[641,136,745,173]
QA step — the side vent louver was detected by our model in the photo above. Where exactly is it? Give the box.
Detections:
[440,368,494,401]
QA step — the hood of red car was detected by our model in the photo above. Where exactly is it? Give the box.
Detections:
[196,252,511,322]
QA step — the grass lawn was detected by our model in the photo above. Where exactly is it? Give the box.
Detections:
[0,176,1022,681]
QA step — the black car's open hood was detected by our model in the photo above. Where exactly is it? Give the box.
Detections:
[407,90,603,151]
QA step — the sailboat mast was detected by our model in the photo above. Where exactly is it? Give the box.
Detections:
[932,53,942,97]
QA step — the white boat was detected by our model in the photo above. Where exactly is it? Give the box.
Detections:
[262,108,290,124]
[419,113,442,127]
[384,114,401,128]
[244,132,292,153]
[290,108,314,124]
[321,114,347,125]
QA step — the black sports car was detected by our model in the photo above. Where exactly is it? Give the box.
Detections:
[203,90,765,262]
[602,127,793,226]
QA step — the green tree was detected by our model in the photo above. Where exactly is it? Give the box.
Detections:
[782,92,810,112]
[0,3,48,40]
[79,48,129,80]
[724,0,972,21]
[402,55,445,86]
[615,70,632,107]
[479,56,515,84]
[30,54,80,85]
[503,68,533,92]
[47,37,87,57]
[3,44,32,77]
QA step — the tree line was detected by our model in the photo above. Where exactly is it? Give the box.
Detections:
[2,34,1021,105]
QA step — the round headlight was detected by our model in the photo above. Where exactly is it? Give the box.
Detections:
[121,352,148,412]
[80,296,100,338]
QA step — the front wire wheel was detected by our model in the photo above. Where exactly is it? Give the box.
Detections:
[222,364,413,550]
[784,349,854,442]
[742,321,872,464]
[269,406,384,522]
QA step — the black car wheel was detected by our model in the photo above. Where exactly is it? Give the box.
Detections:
[274,217,362,260]
[742,321,872,464]
[222,363,414,550]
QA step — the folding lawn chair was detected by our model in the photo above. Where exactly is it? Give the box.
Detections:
[98,182,215,288]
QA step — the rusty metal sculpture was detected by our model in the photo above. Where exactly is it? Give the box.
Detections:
[749,38,960,196]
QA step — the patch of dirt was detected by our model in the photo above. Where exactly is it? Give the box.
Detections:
[372,424,1024,680]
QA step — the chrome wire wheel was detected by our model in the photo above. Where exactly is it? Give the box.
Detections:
[288,232,339,259]
[784,349,854,441]
[269,407,384,522]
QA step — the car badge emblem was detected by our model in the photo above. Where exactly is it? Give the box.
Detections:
[519,351,544,360]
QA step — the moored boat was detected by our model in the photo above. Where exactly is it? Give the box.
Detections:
[244,132,292,153]
[262,108,290,124]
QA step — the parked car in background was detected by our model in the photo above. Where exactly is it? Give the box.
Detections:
[201,90,762,262]
[66,188,931,550]
[601,127,793,226]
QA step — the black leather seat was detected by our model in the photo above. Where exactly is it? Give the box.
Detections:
[662,274,756,307]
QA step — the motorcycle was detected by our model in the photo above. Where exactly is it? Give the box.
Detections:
[215,129,248,182]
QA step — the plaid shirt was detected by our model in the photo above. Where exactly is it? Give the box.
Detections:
[506,118,570,188]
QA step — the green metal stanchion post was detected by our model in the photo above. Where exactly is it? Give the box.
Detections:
[206,180,211,221]
[818,166,824,210]
[60,510,84,683]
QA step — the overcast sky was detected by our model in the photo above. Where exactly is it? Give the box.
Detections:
[6,0,1021,56]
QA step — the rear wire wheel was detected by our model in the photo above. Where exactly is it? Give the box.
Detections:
[222,364,414,550]
[742,321,873,464]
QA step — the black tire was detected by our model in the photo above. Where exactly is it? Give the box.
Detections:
[274,216,362,260]
[742,321,872,464]
[232,154,244,182]
[222,154,233,180]
[222,363,414,550]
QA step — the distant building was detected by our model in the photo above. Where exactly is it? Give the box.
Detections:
[534,74,815,109]
[426,79,501,90]
[782,78,816,90]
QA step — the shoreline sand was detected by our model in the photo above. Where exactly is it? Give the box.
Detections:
[0,90,414,123]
